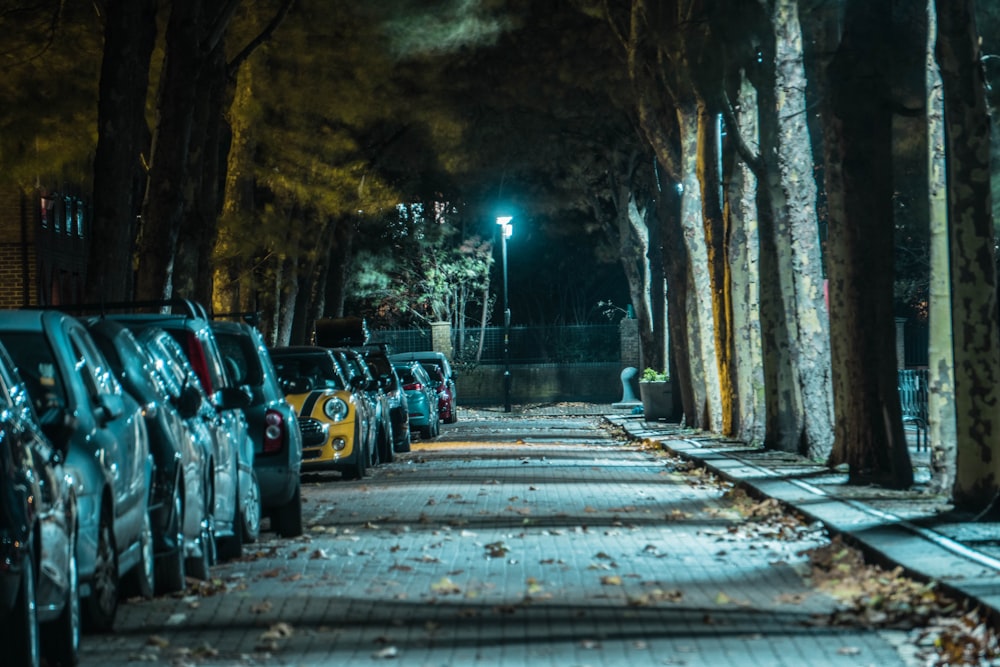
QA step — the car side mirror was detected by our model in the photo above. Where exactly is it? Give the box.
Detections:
[95,393,125,423]
[217,386,250,411]
[173,383,202,419]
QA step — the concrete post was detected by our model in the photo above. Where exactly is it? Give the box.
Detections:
[431,321,453,359]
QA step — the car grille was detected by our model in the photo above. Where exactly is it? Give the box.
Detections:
[298,417,327,448]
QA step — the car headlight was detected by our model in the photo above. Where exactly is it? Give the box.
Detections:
[323,396,349,421]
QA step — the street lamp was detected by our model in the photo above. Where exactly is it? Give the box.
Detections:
[496,216,513,412]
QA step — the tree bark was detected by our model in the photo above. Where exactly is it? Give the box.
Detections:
[678,103,723,430]
[86,0,157,303]
[937,0,1000,509]
[730,73,766,445]
[822,0,912,488]
[135,0,204,301]
[925,0,956,494]
[697,105,736,435]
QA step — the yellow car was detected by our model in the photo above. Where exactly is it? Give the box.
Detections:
[270,346,375,479]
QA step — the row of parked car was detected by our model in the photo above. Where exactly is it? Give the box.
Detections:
[0,304,460,667]
[0,301,303,667]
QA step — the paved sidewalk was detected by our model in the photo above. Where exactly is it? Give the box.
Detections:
[604,412,1000,629]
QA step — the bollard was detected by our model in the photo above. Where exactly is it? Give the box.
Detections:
[615,367,640,407]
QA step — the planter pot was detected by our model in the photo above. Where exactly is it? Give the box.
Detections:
[639,381,673,421]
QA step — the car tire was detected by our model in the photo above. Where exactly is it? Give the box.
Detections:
[124,511,155,601]
[343,424,366,480]
[419,422,432,439]
[446,407,458,424]
[394,428,411,453]
[44,534,79,667]
[240,470,261,544]
[155,492,186,595]
[83,508,119,632]
[379,422,394,464]
[186,516,214,581]
[5,550,41,667]
[271,483,303,538]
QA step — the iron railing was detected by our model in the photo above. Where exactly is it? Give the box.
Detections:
[370,324,620,365]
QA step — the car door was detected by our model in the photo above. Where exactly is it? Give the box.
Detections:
[65,323,147,536]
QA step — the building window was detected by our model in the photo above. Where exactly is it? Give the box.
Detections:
[76,203,84,238]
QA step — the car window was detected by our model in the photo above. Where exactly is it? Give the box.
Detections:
[0,331,68,414]
[68,327,121,400]
[214,330,263,386]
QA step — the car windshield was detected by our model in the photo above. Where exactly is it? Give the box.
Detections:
[273,356,346,391]
[0,331,68,415]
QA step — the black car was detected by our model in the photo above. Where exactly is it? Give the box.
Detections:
[211,320,303,537]
[0,341,79,667]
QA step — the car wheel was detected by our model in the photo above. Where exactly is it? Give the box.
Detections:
[240,470,261,544]
[394,428,411,453]
[419,422,432,439]
[155,492,186,595]
[343,424,366,480]
[4,550,41,667]
[83,508,119,632]
[124,511,155,600]
[271,483,303,538]
[44,533,79,667]
[186,514,214,581]
[446,405,458,424]
[379,422,394,464]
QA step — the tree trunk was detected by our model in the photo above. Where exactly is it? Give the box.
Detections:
[925,0,956,494]
[656,180,694,422]
[86,0,157,304]
[730,73,766,446]
[135,0,203,301]
[937,0,1000,509]
[823,1,912,488]
[678,103,722,430]
[697,105,736,436]
[775,0,834,461]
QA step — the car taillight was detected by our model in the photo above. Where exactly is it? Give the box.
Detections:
[263,409,284,454]
[403,382,422,391]
[184,332,214,395]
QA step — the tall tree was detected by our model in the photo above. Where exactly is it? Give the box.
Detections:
[937,0,1000,509]
[821,0,913,487]
[925,0,956,493]
[85,0,157,304]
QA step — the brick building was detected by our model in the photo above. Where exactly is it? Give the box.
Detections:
[0,185,89,309]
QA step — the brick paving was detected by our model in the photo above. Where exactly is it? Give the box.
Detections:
[78,411,921,667]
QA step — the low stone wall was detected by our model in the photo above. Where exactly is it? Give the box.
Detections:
[455,362,626,405]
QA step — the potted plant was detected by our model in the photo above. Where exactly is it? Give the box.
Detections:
[639,368,673,421]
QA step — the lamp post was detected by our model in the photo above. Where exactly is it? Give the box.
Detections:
[496,216,513,412]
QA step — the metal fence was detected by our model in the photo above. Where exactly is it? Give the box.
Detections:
[898,368,928,450]
[370,324,620,364]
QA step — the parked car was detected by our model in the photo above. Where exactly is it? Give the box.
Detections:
[333,347,388,466]
[0,340,80,667]
[271,346,373,479]
[355,345,410,454]
[107,301,259,561]
[313,319,408,456]
[422,363,456,426]
[132,321,256,563]
[0,309,154,631]
[390,351,457,423]
[392,360,440,440]
[211,320,303,537]
[85,318,211,592]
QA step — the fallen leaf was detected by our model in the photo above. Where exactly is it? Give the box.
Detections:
[600,575,623,586]
[430,577,461,595]
[372,646,399,659]
[250,601,273,614]
[146,635,170,648]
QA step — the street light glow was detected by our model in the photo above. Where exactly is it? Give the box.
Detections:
[496,215,513,412]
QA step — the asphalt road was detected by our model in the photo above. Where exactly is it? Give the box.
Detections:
[77,414,922,667]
